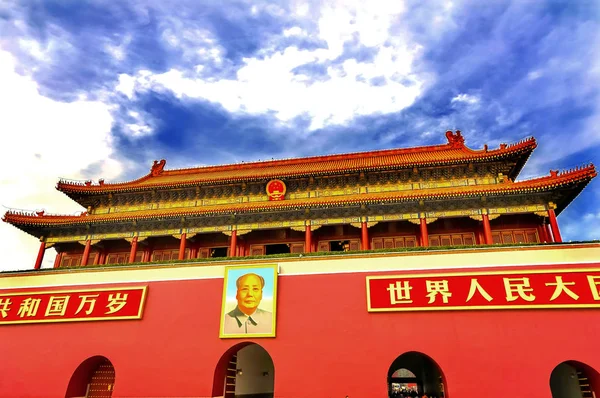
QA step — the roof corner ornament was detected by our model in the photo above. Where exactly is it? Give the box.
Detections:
[445,130,465,148]
[550,169,558,177]
[151,159,166,176]
[35,210,45,216]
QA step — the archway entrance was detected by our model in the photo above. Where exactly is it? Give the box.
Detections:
[65,356,115,398]
[550,361,600,398]
[388,352,446,398]
[213,343,274,398]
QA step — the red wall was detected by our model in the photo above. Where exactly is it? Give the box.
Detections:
[1,262,600,397]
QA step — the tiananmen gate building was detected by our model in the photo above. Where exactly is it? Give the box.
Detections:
[2,130,600,398]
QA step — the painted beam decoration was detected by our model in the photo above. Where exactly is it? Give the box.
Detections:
[0,286,147,325]
[367,268,600,312]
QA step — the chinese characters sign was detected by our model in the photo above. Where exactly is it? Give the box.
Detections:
[367,269,600,312]
[0,286,147,325]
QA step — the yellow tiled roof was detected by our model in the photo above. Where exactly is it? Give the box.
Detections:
[6,165,595,227]
[56,133,537,194]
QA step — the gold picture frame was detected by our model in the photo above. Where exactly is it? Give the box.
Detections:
[219,264,278,338]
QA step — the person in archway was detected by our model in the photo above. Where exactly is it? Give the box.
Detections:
[223,273,273,334]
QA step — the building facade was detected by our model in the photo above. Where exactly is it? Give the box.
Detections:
[1,131,599,398]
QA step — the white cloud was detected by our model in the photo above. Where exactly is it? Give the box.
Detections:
[116,73,136,99]
[283,26,307,37]
[104,34,131,61]
[0,50,122,271]
[122,1,423,130]
[451,93,479,104]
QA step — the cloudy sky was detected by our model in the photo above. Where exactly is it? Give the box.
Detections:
[0,0,599,271]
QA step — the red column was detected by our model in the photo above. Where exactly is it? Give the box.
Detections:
[361,222,369,250]
[548,208,562,243]
[98,250,106,265]
[178,233,187,260]
[129,236,139,263]
[537,224,548,243]
[229,230,237,257]
[305,225,312,253]
[81,240,91,266]
[546,224,554,243]
[190,244,198,259]
[477,229,485,245]
[34,241,46,270]
[53,252,63,268]
[482,214,493,244]
[420,218,429,247]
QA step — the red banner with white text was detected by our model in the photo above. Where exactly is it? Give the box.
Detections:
[367,268,600,312]
[0,286,147,324]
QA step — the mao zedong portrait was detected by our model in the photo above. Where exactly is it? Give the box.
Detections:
[223,273,273,335]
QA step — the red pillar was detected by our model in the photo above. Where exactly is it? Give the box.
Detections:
[178,233,187,260]
[236,238,242,257]
[190,244,198,259]
[129,236,139,263]
[546,223,555,243]
[229,230,237,257]
[477,229,485,245]
[548,208,562,243]
[98,250,106,265]
[537,224,548,243]
[81,240,91,266]
[361,222,369,250]
[34,241,46,270]
[53,251,63,268]
[305,225,312,253]
[141,248,148,263]
[482,214,493,244]
[420,218,429,247]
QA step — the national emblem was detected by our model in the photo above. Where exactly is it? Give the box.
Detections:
[266,179,286,201]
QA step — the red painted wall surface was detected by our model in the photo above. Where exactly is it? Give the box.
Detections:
[1,262,600,398]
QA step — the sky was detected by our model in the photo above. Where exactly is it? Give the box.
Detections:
[0,0,599,271]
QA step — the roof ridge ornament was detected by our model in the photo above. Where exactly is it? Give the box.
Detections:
[151,159,166,176]
[445,130,465,148]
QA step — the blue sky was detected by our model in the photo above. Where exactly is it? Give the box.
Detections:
[0,0,599,270]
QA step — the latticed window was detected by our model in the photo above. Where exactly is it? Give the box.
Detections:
[372,236,417,249]
[429,233,476,247]
[492,229,539,244]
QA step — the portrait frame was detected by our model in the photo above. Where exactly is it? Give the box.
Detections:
[219,264,278,339]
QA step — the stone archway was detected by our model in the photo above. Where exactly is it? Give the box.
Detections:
[212,343,274,398]
[388,352,446,398]
[550,360,600,398]
[65,356,115,398]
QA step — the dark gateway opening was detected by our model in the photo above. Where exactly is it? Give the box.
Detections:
[210,247,228,258]
[330,240,350,252]
[265,244,290,255]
